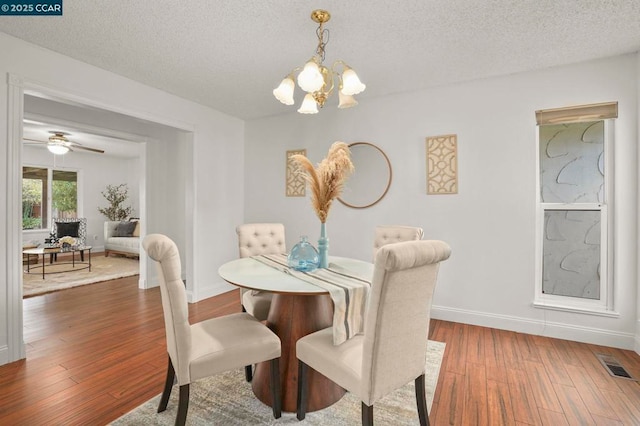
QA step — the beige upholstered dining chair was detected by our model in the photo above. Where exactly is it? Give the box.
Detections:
[236,223,286,382]
[236,223,286,321]
[372,225,424,260]
[142,234,282,426]
[296,239,451,426]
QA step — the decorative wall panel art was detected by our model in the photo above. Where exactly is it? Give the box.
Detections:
[286,149,306,197]
[426,134,458,194]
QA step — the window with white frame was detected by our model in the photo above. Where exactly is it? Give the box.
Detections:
[534,102,617,315]
[22,166,78,230]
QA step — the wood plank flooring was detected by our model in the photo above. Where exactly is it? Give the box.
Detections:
[1,276,639,425]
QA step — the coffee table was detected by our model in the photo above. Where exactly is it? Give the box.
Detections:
[23,246,92,279]
[22,244,39,265]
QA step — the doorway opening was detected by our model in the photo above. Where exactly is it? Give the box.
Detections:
[7,76,195,363]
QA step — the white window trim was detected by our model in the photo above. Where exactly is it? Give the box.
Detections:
[22,163,82,232]
[533,119,616,316]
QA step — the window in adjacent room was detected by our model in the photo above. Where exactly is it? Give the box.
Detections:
[534,102,617,315]
[22,166,78,230]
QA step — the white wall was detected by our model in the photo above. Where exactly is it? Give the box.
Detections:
[22,146,140,250]
[142,130,190,289]
[637,53,640,355]
[245,54,639,350]
[0,33,244,365]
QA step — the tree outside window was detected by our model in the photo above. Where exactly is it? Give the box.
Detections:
[22,167,77,230]
[22,178,43,229]
[52,174,77,218]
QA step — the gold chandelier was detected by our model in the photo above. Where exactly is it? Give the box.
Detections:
[273,9,366,114]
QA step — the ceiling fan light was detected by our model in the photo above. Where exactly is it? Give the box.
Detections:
[338,90,358,109]
[297,59,324,92]
[340,67,366,95]
[47,144,69,155]
[297,94,319,114]
[273,77,295,105]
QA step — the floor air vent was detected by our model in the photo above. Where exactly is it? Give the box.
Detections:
[595,353,636,381]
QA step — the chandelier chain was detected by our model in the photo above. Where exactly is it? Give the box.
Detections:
[315,24,329,63]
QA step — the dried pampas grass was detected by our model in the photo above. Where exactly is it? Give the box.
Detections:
[291,142,354,223]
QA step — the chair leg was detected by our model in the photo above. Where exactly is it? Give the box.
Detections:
[176,384,190,426]
[296,360,308,420]
[240,304,253,382]
[158,355,175,413]
[415,374,430,426]
[361,402,374,426]
[270,358,282,419]
[244,364,253,382]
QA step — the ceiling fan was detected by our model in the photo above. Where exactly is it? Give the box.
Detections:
[23,131,105,155]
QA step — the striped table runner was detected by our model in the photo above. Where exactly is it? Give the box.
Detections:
[252,253,371,345]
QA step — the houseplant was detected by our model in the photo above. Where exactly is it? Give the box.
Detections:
[291,142,354,268]
[98,184,133,221]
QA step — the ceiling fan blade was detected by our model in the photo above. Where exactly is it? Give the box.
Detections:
[23,135,105,154]
[69,144,105,154]
[22,137,47,144]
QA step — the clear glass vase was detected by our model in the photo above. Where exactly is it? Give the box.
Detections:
[287,236,319,272]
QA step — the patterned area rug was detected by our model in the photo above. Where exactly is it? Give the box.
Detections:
[23,254,140,298]
[112,340,445,425]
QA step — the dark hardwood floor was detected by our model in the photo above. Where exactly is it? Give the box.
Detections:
[1,276,639,425]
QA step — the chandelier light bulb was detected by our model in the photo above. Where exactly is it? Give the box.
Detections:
[297,60,324,93]
[340,67,366,96]
[338,90,358,109]
[298,93,319,114]
[273,77,295,105]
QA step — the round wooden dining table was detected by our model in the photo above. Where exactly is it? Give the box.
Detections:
[218,256,373,413]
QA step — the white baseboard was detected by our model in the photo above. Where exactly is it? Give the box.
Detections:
[138,276,156,289]
[189,280,235,303]
[127,280,639,352]
[140,274,234,303]
[431,305,636,350]
[0,345,8,366]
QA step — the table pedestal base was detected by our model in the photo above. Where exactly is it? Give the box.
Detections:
[251,293,346,413]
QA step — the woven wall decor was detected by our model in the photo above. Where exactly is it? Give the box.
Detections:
[286,149,306,196]
[426,134,458,194]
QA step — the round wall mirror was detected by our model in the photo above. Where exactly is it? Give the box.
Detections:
[338,142,392,209]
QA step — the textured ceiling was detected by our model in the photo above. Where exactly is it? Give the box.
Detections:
[1,1,640,120]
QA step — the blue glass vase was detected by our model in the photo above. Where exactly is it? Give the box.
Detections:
[287,236,319,272]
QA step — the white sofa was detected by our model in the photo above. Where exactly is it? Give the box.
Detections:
[104,221,140,257]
